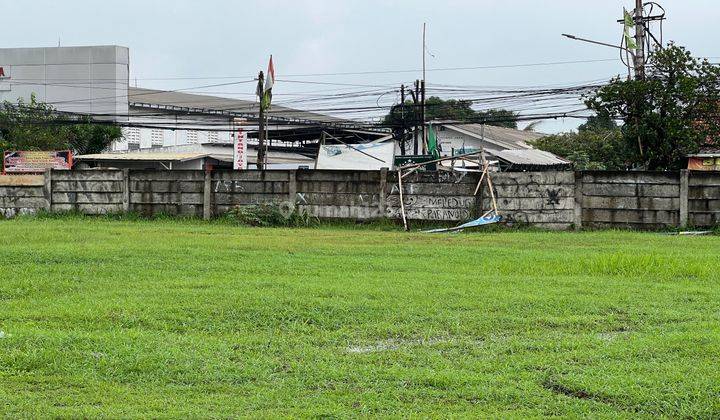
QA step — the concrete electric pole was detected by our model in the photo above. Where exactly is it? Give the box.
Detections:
[633,0,646,80]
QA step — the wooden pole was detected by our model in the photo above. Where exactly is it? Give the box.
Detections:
[397,168,409,231]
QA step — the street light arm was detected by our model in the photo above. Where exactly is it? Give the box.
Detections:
[562,34,635,55]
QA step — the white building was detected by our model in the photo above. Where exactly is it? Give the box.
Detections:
[1,45,378,156]
[0,45,129,117]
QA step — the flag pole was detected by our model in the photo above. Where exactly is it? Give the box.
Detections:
[256,71,266,170]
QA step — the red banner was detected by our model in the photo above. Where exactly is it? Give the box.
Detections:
[2,151,73,174]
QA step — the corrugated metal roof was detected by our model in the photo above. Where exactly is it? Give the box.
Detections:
[493,149,570,166]
[128,87,341,123]
[438,123,544,150]
[76,149,313,164]
[75,152,214,162]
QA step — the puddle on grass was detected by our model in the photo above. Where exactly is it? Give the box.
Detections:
[346,336,483,354]
[596,330,631,342]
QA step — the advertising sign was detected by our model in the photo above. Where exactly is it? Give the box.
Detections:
[2,151,73,174]
[688,156,720,171]
[315,142,395,171]
[233,125,248,170]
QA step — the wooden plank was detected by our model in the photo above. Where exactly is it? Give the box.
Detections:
[0,175,44,186]
[52,170,123,181]
[582,196,680,211]
[53,180,123,193]
[582,183,680,198]
[582,209,678,225]
[52,192,124,204]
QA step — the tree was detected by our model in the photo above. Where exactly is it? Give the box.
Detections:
[530,129,629,170]
[585,43,720,170]
[0,95,121,155]
[383,96,519,144]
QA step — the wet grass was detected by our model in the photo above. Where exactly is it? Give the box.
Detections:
[0,217,718,417]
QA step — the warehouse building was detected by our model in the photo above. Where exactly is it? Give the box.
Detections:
[0,45,385,161]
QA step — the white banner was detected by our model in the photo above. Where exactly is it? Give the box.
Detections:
[315,142,395,171]
[233,126,248,170]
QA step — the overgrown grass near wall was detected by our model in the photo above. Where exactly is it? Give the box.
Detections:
[0,218,718,417]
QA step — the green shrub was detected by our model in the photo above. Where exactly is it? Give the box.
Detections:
[227,202,319,227]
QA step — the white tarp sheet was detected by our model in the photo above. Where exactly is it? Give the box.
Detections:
[315,142,395,170]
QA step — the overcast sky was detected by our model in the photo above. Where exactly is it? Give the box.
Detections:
[3,0,719,133]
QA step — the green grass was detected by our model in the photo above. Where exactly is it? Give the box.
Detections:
[0,217,719,418]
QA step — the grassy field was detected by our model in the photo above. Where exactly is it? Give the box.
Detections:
[0,217,719,418]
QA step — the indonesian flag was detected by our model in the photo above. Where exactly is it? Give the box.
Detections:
[261,55,275,110]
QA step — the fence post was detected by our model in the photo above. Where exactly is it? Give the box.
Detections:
[573,171,583,230]
[379,167,388,217]
[122,169,131,213]
[203,170,212,220]
[43,168,53,212]
[679,169,689,227]
[288,170,297,209]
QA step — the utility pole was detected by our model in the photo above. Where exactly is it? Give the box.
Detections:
[633,0,646,80]
[256,71,266,170]
[412,80,420,155]
[400,84,406,155]
[421,23,427,155]
[420,79,426,154]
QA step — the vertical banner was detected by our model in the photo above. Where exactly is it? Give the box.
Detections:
[233,119,248,170]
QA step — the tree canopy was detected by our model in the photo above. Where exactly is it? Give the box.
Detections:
[383,96,519,131]
[585,43,720,170]
[0,95,122,155]
[533,44,720,171]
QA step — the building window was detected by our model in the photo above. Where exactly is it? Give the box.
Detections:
[187,130,198,144]
[124,127,140,144]
[151,129,164,146]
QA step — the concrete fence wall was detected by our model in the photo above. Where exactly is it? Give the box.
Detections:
[1,169,719,230]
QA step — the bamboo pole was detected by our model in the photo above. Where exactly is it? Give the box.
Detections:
[397,168,409,231]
